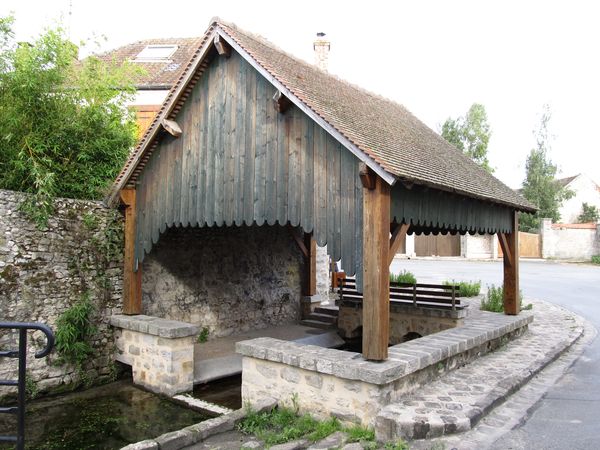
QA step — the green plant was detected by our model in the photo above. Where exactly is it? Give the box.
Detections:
[0,16,140,227]
[197,327,209,343]
[25,372,39,399]
[384,439,410,450]
[592,255,600,265]
[578,202,600,223]
[443,280,481,297]
[344,424,375,443]
[238,404,342,446]
[481,285,531,313]
[55,292,96,373]
[390,270,417,284]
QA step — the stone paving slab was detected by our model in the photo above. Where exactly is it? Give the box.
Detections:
[375,299,585,442]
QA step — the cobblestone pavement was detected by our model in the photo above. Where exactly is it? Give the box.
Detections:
[407,299,593,450]
[183,299,589,450]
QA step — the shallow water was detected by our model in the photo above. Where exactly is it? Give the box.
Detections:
[192,375,241,410]
[0,380,208,450]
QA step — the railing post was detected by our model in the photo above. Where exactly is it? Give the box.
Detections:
[17,329,27,450]
[412,284,417,307]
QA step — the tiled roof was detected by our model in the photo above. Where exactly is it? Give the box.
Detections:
[96,37,203,89]
[555,174,579,188]
[108,19,535,212]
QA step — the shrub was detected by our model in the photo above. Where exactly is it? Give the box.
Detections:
[443,280,481,297]
[592,255,600,265]
[390,270,416,284]
[480,285,531,313]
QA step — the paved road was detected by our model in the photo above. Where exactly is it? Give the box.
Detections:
[390,258,600,450]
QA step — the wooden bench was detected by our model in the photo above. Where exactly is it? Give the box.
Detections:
[337,277,464,311]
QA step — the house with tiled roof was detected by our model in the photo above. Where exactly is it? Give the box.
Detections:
[98,37,202,134]
[555,174,600,223]
[105,18,535,403]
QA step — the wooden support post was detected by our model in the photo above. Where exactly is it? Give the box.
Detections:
[120,188,142,315]
[272,90,291,113]
[304,233,317,296]
[214,34,231,57]
[362,174,390,360]
[389,223,409,265]
[498,211,519,315]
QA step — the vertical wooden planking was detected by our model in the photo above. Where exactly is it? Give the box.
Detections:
[253,75,267,225]
[164,138,174,230]
[234,54,246,225]
[189,80,201,227]
[196,70,209,227]
[204,59,217,226]
[340,148,354,274]
[223,53,236,226]
[314,127,327,246]
[276,108,289,225]
[243,63,257,225]
[302,120,315,233]
[213,57,225,226]
[179,94,191,228]
[265,86,278,226]
[287,110,301,227]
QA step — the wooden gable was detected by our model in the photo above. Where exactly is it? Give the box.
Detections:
[133,48,364,279]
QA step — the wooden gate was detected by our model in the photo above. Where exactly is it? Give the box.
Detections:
[498,231,541,258]
[415,234,461,257]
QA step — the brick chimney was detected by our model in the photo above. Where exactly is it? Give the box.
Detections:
[313,32,330,72]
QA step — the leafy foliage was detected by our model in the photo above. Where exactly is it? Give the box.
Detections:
[441,103,493,172]
[0,16,140,226]
[592,255,600,265]
[480,285,531,313]
[520,106,574,231]
[55,292,96,373]
[443,280,481,297]
[578,202,600,223]
[390,270,417,284]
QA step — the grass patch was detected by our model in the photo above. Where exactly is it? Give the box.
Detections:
[238,406,341,446]
[383,439,410,450]
[480,285,532,313]
[443,280,481,297]
[592,255,600,265]
[390,270,416,284]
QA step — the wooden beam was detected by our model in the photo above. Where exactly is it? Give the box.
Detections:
[120,188,142,315]
[272,90,291,113]
[497,232,512,266]
[303,233,317,296]
[160,118,182,138]
[213,34,231,57]
[500,211,520,315]
[389,223,409,265]
[287,226,309,258]
[362,174,390,360]
[359,162,376,190]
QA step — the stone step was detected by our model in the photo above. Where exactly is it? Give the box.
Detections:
[299,319,337,330]
[314,306,339,317]
[306,312,337,324]
[375,306,584,442]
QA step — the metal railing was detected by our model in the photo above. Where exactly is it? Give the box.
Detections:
[0,322,54,450]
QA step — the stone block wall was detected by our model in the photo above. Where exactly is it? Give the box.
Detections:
[141,224,303,340]
[111,315,197,396]
[0,189,123,399]
[337,303,466,344]
[541,218,600,260]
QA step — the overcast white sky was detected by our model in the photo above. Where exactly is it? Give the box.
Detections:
[3,0,599,188]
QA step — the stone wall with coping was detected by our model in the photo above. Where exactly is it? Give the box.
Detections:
[337,303,466,344]
[238,311,533,426]
[0,189,123,400]
[541,218,600,260]
[111,315,197,396]
[141,225,303,340]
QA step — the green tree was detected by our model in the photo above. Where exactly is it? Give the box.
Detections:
[0,16,139,226]
[441,103,493,172]
[578,202,599,223]
[519,107,573,231]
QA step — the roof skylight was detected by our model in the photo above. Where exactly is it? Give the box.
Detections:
[135,45,178,62]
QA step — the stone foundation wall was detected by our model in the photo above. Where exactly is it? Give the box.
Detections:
[337,303,466,344]
[111,315,197,396]
[0,189,123,400]
[141,225,303,340]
